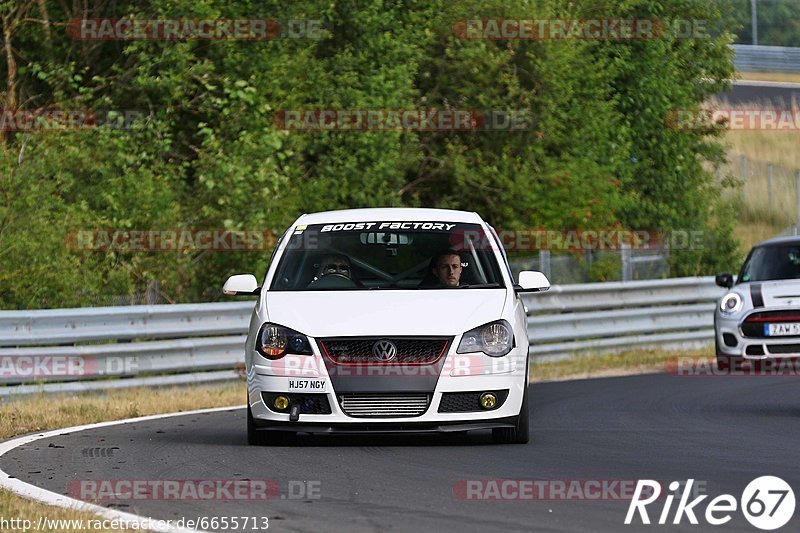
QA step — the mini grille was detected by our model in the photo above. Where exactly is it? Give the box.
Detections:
[338,394,430,418]
[319,337,450,364]
[745,311,800,322]
[766,344,800,355]
[742,311,800,338]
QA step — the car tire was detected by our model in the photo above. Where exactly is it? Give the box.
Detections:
[247,404,266,446]
[247,404,296,446]
[492,385,530,444]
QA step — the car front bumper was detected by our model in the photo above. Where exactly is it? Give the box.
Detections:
[247,355,527,431]
[716,310,800,359]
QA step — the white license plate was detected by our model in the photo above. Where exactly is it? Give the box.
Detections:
[765,323,800,336]
[287,379,326,392]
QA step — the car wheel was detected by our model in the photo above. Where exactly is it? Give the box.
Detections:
[492,385,530,444]
[247,404,266,446]
[247,404,296,446]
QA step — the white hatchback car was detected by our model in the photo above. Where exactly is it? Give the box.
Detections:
[715,236,800,369]
[224,208,550,444]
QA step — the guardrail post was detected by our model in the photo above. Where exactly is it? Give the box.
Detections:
[539,250,551,280]
[620,243,632,281]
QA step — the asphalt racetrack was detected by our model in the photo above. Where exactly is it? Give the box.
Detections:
[3,373,799,532]
[717,81,800,107]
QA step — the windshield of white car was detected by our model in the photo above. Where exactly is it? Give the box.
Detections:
[739,244,800,282]
[269,222,506,291]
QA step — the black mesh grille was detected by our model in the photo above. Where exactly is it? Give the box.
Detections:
[262,393,332,414]
[745,345,765,356]
[319,337,451,364]
[438,390,509,413]
[723,333,738,347]
[767,344,800,355]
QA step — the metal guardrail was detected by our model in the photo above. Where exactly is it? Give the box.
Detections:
[0,277,725,394]
[523,277,725,362]
[734,44,800,73]
[0,302,255,392]
[0,301,255,346]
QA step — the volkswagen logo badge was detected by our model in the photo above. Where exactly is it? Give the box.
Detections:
[372,340,397,362]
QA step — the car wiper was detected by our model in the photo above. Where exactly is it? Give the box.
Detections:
[458,283,502,289]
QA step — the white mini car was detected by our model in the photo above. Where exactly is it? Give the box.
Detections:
[715,236,800,370]
[224,208,550,444]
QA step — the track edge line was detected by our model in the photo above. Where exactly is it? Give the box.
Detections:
[0,404,246,533]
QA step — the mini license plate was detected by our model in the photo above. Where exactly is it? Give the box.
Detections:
[765,323,800,336]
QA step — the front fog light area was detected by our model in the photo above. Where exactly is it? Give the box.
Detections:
[274,396,290,410]
[480,393,497,409]
[457,320,514,357]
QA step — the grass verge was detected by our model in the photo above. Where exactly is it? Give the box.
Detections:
[530,346,713,382]
[0,352,706,531]
[737,72,800,84]
[718,106,800,251]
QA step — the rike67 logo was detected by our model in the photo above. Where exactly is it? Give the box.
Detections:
[626,477,795,530]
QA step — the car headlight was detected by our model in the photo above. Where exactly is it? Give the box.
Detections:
[255,323,313,359]
[457,320,514,357]
[719,293,743,316]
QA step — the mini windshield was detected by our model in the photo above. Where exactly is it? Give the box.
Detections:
[739,244,800,283]
[270,222,506,291]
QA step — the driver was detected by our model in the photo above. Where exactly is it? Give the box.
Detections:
[431,252,463,287]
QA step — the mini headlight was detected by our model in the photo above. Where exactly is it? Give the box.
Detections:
[457,320,514,357]
[255,323,313,359]
[719,293,743,316]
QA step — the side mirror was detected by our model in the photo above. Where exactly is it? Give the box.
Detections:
[715,272,734,289]
[516,271,550,292]
[223,274,259,295]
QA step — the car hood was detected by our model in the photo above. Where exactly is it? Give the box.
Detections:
[749,280,800,307]
[264,290,507,337]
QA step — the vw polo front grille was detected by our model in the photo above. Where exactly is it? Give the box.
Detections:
[338,394,430,417]
[319,337,451,365]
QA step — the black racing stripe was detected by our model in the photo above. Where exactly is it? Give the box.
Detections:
[750,283,764,308]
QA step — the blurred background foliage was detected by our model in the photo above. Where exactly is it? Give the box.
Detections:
[0,0,741,308]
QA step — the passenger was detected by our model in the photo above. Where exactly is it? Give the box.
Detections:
[316,254,352,279]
